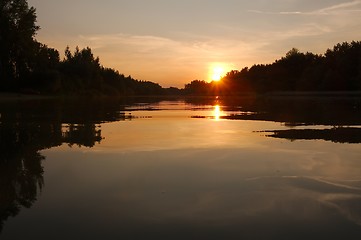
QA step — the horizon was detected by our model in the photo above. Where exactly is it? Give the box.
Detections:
[28,0,361,88]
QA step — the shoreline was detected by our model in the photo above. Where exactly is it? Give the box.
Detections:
[1,91,361,102]
[0,93,58,102]
[266,91,361,97]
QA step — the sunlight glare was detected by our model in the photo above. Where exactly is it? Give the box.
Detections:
[213,105,221,121]
[211,67,224,81]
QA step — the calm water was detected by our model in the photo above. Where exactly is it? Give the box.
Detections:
[1,96,361,239]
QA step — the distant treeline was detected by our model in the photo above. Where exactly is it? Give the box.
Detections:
[0,0,178,96]
[1,1,360,96]
[26,45,170,96]
[185,41,361,95]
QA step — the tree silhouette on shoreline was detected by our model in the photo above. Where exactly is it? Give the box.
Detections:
[185,42,361,95]
[0,1,170,96]
[1,0,360,96]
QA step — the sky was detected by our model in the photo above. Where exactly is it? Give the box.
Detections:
[28,0,361,87]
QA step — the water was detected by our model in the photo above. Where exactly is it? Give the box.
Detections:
[1,96,361,239]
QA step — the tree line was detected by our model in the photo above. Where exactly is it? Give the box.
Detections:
[0,0,175,96]
[185,41,361,95]
[1,1,360,96]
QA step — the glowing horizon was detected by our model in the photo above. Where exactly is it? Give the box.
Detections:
[29,0,361,88]
[211,67,224,81]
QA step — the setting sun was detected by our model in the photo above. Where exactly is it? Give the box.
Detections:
[209,63,234,82]
[211,67,224,81]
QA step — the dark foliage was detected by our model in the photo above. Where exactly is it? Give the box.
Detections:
[0,0,39,91]
[183,42,361,95]
[1,1,360,96]
[0,1,172,96]
[265,127,361,144]
[0,98,141,231]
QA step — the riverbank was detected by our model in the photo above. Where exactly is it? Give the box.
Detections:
[0,92,183,103]
[266,91,361,97]
[0,92,58,102]
[2,91,361,103]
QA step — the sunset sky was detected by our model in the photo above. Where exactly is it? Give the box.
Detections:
[28,0,361,87]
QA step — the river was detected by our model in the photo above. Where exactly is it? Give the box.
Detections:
[1,96,361,239]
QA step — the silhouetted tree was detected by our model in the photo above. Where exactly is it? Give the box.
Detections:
[0,0,39,90]
[57,46,168,96]
[323,41,361,90]
[59,46,102,93]
[25,43,61,93]
[0,0,173,96]
[184,80,211,95]
[184,41,361,95]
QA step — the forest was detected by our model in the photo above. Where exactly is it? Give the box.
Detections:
[1,0,361,97]
[0,0,173,96]
[185,42,361,95]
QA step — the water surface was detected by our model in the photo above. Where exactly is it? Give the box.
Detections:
[1,96,361,239]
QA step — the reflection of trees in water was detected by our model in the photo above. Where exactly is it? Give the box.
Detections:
[0,112,47,232]
[0,151,44,232]
[62,124,102,147]
[0,98,137,232]
[187,96,361,126]
[187,96,361,143]
[264,127,361,144]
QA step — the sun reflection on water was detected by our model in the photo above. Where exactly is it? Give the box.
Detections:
[213,105,221,121]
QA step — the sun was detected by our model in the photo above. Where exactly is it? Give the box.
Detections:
[211,66,224,81]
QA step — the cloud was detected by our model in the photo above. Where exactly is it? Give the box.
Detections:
[245,0,361,55]
[249,0,361,15]
[74,33,267,86]
[318,0,361,14]
[60,21,341,87]
[37,0,361,87]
